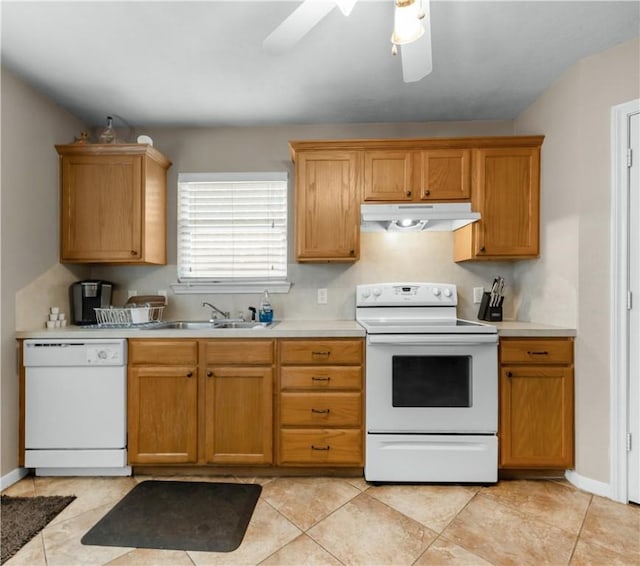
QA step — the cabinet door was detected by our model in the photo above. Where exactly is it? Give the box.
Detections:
[417,149,471,201]
[466,147,540,259]
[204,366,273,464]
[295,151,360,262]
[60,154,143,261]
[128,366,198,464]
[499,365,574,468]
[363,150,413,201]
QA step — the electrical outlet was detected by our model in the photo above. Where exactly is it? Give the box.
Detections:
[317,288,328,305]
[473,287,485,304]
[127,289,137,299]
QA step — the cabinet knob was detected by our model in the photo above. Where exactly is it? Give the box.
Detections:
[405,190,412,197]
[479,246,486,253]
[207,370,213,377]
[424,189,431,197]
[130,250,137,256]
[506,371,513,378]
[349,249,355,256]
[186,371,193,378]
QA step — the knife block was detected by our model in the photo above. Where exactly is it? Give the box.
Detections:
[477,292,503,322]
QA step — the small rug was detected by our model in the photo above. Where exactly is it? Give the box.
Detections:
[81,480,262,553]
[1,494,76,564]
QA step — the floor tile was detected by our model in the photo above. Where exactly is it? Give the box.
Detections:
[579,495,640,559]
[367,483,477,533]
[34,476,137,525]
[343,477,370,492]
[481,479,592,534]
[4,532,46,566]
[570,538,639,566]
[260,477,361,530]
[188,499,301,565]
[1,476,36,497]
[259,533,343,566]
[104,548,195,565]
[308,492,436,566]
[442,494,577,566]
[413,537,492,566]
[41,504,133,566]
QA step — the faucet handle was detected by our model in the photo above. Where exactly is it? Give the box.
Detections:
[248,306,257,321]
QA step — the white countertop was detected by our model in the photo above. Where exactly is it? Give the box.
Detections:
[492,320,576,337]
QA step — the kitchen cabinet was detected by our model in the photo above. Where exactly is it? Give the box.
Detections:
[128,340,199,464]
[277,339,364,466]
[363,149,470,202]
[201,340,273,465]
[290,148,361,262]
[499,337,574,469]
[127,338,274,466]
[454,144,541,261]
[56,144,171,264]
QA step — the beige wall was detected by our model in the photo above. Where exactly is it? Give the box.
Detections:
[0,67,87,478]
[514,38,640,483]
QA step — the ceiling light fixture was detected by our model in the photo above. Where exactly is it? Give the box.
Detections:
[335,0,359,16]
[391,0,425,56]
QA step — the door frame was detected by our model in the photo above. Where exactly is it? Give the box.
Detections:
[610,98,639,503]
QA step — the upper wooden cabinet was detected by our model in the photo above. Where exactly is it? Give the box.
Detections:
[56,144,171,264]
[292,149,361,262]
[454,144,541,261]
[363,149,471,202]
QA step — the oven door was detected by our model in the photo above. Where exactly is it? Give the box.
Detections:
[366,333,498,434]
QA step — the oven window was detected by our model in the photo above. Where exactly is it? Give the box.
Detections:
[392,355,471,407]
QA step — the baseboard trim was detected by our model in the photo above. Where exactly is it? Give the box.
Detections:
[565,470,612,499]
[0,467,29,491]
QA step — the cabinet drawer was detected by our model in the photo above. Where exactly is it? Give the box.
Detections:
[279,429,362,465]
[280,366,362,391]
[279,339,363,365]
[280,392,362,426]
[500,338,573,365]
[203,340,274,365]
[129,340,198,365]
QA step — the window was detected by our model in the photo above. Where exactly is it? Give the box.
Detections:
[174,172,289,293]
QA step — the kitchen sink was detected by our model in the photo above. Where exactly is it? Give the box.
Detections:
[152,320,277,330]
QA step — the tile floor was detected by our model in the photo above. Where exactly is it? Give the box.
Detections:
[2,474,639,566]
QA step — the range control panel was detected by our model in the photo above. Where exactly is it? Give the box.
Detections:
[356,283,457,307]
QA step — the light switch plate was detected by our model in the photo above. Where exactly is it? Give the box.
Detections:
[317,288,328,304]
[473,287,485,304]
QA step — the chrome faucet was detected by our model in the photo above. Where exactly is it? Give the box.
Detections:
[202,301,230,321]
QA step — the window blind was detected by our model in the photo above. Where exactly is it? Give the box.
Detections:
[177,172,288,282]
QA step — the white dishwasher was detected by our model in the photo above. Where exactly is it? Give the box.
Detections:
[24,338,131,476]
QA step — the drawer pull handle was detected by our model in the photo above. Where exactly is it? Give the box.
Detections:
[311,445,330,451]
[186,371,193,378]
[312,350,330,357]
[528,350,549,356]
[207,370,213,378]
[312,376,331,382]
[311,408,330,414]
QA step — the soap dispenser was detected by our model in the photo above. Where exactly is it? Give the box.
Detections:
[259,290,273,323]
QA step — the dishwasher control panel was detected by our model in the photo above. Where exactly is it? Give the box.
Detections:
[24,339,127,367]
[86,346,123,365]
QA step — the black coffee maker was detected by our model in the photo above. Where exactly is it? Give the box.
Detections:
[70,280,114,325]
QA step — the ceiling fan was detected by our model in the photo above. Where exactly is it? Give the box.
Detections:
[263,0,433,83]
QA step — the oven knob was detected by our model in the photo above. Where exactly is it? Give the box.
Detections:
[373,287,382,297]
[432,288,441,296]
[443,288,452,297]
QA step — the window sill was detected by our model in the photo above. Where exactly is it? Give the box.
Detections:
[171,281,292,294]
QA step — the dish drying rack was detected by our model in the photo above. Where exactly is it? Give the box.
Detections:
[95,295,166,327]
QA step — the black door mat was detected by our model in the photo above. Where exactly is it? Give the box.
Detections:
[1,494,76,564]
[81,480,261,553]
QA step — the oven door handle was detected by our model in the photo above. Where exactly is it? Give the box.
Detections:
[367,334,498,346]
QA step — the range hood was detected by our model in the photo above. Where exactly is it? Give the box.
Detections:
[361,203,480,232]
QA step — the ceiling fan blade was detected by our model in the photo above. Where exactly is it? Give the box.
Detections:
[263,1,337,54]
[401,2,433,82]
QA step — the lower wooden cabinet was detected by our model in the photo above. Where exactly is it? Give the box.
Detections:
[127,339,274,466]
[277,338,364,467]
[499,337,574,469]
